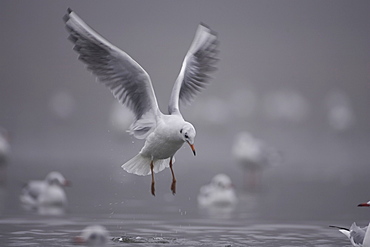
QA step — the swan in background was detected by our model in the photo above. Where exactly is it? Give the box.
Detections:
[20,171,69,214]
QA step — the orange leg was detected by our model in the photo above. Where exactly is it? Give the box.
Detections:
[150,161,155,196]
[169,157,176,195]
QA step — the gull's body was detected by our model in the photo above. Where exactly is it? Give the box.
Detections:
[64,9,218,195]
[142,115,186,160]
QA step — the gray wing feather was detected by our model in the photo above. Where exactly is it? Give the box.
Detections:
[350,223,367,246]
[64,9,160,134]
[168,24,219,115]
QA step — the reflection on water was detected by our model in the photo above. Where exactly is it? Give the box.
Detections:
[0,214,353,246]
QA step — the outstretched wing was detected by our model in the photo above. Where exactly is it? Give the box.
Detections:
[64,9,161,138]
[168,24,219,115]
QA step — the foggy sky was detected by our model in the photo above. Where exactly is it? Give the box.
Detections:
[1,0,370,159]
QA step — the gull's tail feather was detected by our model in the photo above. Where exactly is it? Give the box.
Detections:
[121,154,172,176]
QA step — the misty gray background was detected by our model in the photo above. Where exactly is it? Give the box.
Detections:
[1,0,370,222]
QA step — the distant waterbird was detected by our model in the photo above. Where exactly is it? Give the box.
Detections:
[232,131,281,190]
[20,171,69,213]
[64,9,218,196]
[198,173,238,208]
[73,225,109,246]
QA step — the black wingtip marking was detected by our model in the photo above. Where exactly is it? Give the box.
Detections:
[199,22,218,36]
[62,14,69,23]
[199,22,210,29]
[63,8,72,23]
[329,225,349,231]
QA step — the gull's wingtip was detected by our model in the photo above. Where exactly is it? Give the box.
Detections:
[329,225,350,231]
[63,8,73,23]
[199,22,211,29]
[199,22,217,35]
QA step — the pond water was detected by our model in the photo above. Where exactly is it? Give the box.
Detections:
[0,127,369,246]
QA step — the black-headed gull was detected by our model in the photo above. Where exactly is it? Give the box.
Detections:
[74,225,109,246]
[331,202,370,247]
[198,174,238,208]
[331,223,370,247]
[64,9,218,196]
[20,171,69,208]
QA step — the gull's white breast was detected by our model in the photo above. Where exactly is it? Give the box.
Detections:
[140,115,185,160]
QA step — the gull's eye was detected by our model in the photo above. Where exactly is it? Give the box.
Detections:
[185,133,189,139]
[180,129,183,134]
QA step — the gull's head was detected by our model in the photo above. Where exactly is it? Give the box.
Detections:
[211,174,233,190]
[46,171,70,187]
[180,122,196,156]
[358,201,370,207]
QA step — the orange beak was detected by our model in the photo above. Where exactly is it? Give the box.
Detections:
[358,203,370,207]
[187,142,196,156]
[64,180,72,187]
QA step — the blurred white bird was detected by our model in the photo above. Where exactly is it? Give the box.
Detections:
[198,174,238,208]
[0,127,10,162]
[64,9,218,196]
[232,132,281,189]
[20,171,69,209]
[74,225,109,246]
